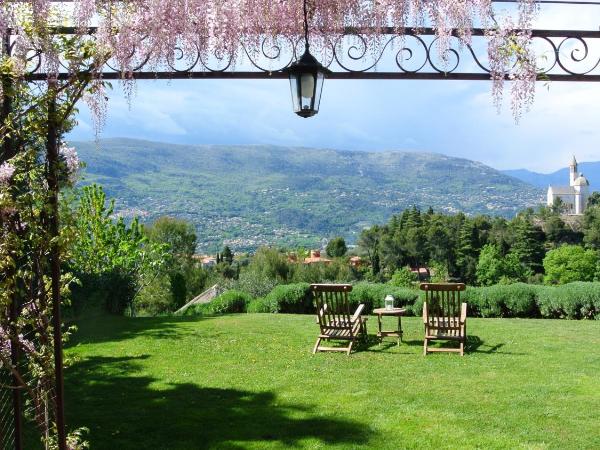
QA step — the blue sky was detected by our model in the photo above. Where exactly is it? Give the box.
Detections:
[68,4,600,173]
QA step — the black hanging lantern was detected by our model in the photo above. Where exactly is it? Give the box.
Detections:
[283,0,331,118]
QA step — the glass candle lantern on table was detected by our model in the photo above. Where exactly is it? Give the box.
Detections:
[384,295,395,310]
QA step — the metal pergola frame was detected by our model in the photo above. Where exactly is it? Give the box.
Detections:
[13,26,600,82]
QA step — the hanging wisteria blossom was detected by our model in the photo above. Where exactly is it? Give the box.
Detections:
[0,161,16,185]
[59,144,81,183]
[1,0,539,121]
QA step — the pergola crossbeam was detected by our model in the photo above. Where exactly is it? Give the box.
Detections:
[13,26,599,82]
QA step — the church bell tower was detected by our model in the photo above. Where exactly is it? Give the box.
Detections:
[569,155,578,186]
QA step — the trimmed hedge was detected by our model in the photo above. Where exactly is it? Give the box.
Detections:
[537,282,600,319]
[463,283,540,318]
[180,282,600,320]
[463,282,600,319]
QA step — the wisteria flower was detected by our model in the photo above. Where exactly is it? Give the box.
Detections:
[1,0,541,125]
[59,144,81,182]
[0,162,16,185]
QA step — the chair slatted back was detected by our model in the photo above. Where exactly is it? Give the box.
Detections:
[311,284,353,331]
[420,283,466,336]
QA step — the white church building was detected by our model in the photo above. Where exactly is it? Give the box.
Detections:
[547,156,590,215]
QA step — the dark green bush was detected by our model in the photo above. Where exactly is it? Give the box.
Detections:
[348,282,418,314]
[70,270,137,315]
[182,290,252,315]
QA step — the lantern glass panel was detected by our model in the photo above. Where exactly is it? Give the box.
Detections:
[288,73,301,113]
[313,71,325,112]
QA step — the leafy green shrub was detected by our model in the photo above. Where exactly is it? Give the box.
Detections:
[71,269,138,316]
[349,282,418,314]
[543,245,599,285]
[389,267,418,288]
[249,283,312,314]
[230,271,279,298]
[537,282,600,319]
[182,290,252,315]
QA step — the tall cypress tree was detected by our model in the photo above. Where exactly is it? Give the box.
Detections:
[455,221,479,283]
[509,219,545,274]
[222,246,234,265]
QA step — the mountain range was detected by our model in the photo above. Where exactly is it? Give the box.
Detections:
[74,138,547,252]
[502,162,599,192]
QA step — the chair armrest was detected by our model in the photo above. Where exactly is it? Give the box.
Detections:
[351,304,366,322]
[423,302,428,323]
[460,302,467,324]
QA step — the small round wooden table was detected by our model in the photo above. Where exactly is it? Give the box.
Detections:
[373,307,406,345]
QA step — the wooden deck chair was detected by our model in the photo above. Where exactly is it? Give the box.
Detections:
[311,284,367,356]
[420,283,467,356]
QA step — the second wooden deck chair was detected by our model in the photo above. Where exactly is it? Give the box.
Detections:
[420,283,467,356]
[311,284,367,355]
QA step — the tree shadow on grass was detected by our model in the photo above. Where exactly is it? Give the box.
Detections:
[67,314,220,347]
[64,355,373,450]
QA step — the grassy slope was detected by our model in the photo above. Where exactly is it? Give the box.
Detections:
[64,315,600,449]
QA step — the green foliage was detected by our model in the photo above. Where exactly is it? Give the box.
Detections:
[229,270,279,298]
[247,247,291,282]
[455,220,481,284]
[143,216,204,313]
[510,218,545,274]
[134,273,173,316]
[476,244,527,286]
[222,246,234,264]
[0,25,111,449]
[583,205,600,250]
[543,245,599,285]
[145,216,197,266]
[429,261,449,283]
[326,237,347,258]
[587,192,600,208]
[358,226,381,277]
[291,258,357,284]
[69,184,167,315]
[169,272,187,309]
[462,282,600,319]
[389,267,418,288]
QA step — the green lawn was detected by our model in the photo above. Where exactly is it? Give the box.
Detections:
[62,314,600,449]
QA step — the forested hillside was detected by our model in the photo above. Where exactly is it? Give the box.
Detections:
[75,138,543,251]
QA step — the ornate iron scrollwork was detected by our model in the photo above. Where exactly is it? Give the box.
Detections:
[15,27,600,81]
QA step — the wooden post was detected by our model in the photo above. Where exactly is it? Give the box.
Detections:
[46,77,67,450]
[2,31,23,450]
